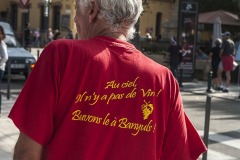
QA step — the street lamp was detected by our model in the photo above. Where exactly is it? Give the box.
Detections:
[42,0,52,45]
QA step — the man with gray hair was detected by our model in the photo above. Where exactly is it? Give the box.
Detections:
[9,0,206,159]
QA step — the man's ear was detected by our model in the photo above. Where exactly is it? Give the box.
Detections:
[89,0,99,23]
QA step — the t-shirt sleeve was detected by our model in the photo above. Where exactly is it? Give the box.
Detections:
[8,43,60,145]
[160,80,207,160]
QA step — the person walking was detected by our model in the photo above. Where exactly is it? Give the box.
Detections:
[9,0,206,159]
[218,31,235,92]
[168,36,182,80]
[0,25,8,112]
[208,38,222,89]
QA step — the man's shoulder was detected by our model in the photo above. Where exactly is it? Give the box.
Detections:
[222,39,234,47]
[141,54,171,74]
[224,39,234,46]
[227,38,234,43]
[50,39,94,49]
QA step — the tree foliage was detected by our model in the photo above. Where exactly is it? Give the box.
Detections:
[198,0,239,13]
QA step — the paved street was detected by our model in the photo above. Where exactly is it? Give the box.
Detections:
[0,50,240,159]
[181,83,240,160]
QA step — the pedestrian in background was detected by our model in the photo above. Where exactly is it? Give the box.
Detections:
[145,32,152,43]
[197,46,208,60]
[208,38,222,89]
[0,26,8,110]
[53,29,59,36]
[53,31,63,40]
[168,36,182,80]
[9,0,206,159]
[33,28,40,47]
[48,28,54,42]
[67,29,73,39]
[218,31,235,92]
[23,23,32,50]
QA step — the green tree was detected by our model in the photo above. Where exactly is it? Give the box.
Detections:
[198,0,239,13]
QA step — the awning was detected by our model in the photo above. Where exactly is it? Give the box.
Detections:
[198,10,240,26]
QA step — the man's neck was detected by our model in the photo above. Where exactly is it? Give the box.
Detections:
[83,20,128,41]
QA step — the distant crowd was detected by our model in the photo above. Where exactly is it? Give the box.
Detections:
[22,23,74,49]
[168,31,239,93]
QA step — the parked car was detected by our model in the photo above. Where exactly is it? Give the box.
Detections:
[0,21,36,79]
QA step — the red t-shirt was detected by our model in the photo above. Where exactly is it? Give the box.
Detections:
[9,36,206,160]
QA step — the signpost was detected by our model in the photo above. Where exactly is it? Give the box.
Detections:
[177,0,198,81]
[19,0,30,8]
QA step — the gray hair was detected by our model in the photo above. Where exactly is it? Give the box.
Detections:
[215,38,222,46]
[76,0,143,39]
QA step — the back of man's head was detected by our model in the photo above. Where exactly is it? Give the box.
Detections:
[76,0,143,39]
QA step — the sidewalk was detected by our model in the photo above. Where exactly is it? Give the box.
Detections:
[181,80,240,101]
[181,81,240,160]
[0,95,18,160]
[30,47,44,60]
[0,80,239,160]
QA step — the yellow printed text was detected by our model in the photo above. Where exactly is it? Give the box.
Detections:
[72,110,102,124]
[118,118,153,136]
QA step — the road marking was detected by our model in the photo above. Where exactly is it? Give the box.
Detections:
[198,130,240,150]
[197,130,240,160]
[205,149,238,160]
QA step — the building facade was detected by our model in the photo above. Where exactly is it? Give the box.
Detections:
[0,0,178,43]
[0,0,75,43]
[140,0,179,40]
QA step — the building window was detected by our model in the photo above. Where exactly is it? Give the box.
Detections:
[10,4,18,30]
[21,5,30,30]
[40,5,49,31]
[0,12,8,21]
[155,12,162,38]
[52,5,61,31]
